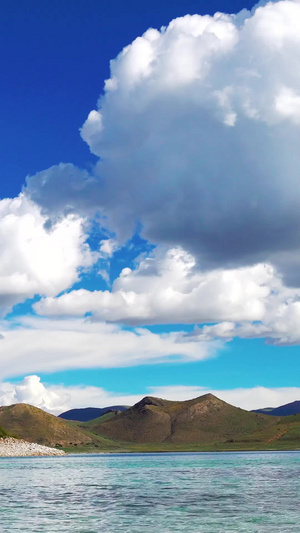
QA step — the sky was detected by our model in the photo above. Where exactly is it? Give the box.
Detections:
[1,0,300,415]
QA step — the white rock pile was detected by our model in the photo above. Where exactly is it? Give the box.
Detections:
[0,437,65,457]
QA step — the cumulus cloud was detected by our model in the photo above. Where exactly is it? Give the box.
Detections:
[0,375,70,415]
[35,247,278,324]
[0,194,96,314]
[25,163,101,217]
[35,244,300,345]
[0,316,221,379]
[99,238,118,257]
[0,376,141,414]
[0,376,299,414]
[34,246,297,338]
[197,298,300,346]
[79,1,300,281]
[23,0,300,284]
[7,1,300,368]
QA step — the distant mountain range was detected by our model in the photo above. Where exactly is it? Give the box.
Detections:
[59,399,300,423]
[253,400,300,416]
[1,395,300,451]
[59,406,129,422]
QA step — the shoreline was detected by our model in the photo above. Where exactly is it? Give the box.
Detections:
[0,437,299,457]
[0,444,300,457]
[0,437,65,457]
[61,446,300,455]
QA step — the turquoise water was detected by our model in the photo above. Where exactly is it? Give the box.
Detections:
[0,452,299,532]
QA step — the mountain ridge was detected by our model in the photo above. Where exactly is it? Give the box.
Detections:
[91,393,278,444]
[59,405,129,422]
[253,400,300,417]
[1,394,300,452]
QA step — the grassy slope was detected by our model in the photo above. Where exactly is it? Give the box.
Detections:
[0,425,10,438]
[64,396,300,453]
[62,423,300,453]
[1,399,299,453]
[78,411,119,430]
[90,394,278,444]
[0,404,93,447]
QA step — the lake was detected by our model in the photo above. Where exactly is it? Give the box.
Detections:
[0,452,299,532]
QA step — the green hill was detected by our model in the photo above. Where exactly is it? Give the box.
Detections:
[89,394,279,445]
[0,404,93,447]
[1,396,300,453]
[78,410,122,430]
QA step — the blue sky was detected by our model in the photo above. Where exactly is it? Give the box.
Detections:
[1,0,300,414]
[1,0,256,196]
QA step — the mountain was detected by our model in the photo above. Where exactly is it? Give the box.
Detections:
[0,404,93,447]
[59,406,128,422]
[253,400,300,416]
[2,395,300,452]
[77,410,122,430]
[90,394,278,444]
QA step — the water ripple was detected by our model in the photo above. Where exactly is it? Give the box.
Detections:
[0,452,299,531]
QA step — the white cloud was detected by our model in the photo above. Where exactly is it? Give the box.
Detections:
[0,194,96,314]
[34,245,300,345]
[78,1,300,282]
[5,1,300,370]
[33,246,283,321]
[23,1,300,286]
[275,86,300,123]
[25,163,101,217]
[99,238,118,257]
[80,110,103,151]
[0,316,221,380]
[199,299,300,346]
[0,375,70,415]
[0,376,299,415]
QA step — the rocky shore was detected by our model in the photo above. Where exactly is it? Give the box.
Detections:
[0,437,65,457]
